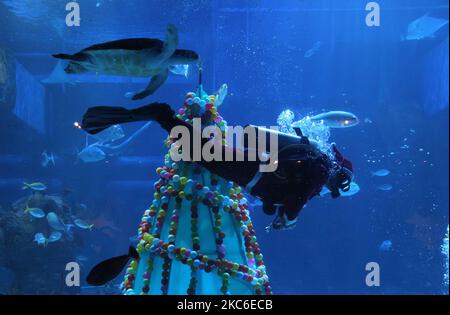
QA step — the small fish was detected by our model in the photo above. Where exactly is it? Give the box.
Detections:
[41,151,56,168]
[48,231,62,243]
[404,14,449,41]
[310,111,359,128]
[215,83,228,108]
[321,182,360,197]
[304,41,322,58]
[304,49,315,58]
[76,255,89,262]
[371,169,390,177]
[87,246,139,286]
[24,206,45,219]
[379,240,393,252]
[47,212,72,233]
[311,41,322,50]
[92,124,125,144]
[74,219,94,230]
[377,184,393,191]
[34,233,47,247]
[124,91,134,99]
[78,145,106,163]
[22,182,47,191]
[168,64,189,78]
[340,182,360,197]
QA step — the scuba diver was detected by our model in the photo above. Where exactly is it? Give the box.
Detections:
[81,102,354,232]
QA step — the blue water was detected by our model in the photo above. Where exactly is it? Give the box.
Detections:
[0,0,448,294]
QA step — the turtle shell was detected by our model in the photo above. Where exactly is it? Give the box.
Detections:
[82,38,164,53]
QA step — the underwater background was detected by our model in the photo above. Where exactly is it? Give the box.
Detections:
[0,0,448,294]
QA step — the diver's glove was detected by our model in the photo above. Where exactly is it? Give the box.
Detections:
[265,214,297,232]
[327,165,353,198]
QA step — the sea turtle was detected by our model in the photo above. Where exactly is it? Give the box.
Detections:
[52,24,199,100]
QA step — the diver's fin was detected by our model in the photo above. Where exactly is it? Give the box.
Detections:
[86,246,138,286]
[82,106,134,135]
[81,103,174,135]
[86,255,130,286]
[131,69,169,100]
[128,246,139,260]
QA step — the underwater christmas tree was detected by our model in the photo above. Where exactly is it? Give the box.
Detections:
[120,85,271,295]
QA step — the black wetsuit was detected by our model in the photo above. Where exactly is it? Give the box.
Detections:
[82,103,350,223]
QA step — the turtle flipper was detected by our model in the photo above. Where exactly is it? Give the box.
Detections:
[131,24,177,100]
[158,24,179,63]
[132,69,169,100]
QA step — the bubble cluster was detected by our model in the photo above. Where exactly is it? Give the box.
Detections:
[277,109,334,159]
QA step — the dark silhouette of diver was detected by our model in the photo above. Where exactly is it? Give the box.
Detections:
[81,102,354,232]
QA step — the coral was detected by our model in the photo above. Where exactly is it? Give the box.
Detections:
[0,190,83,294]
[121,87,271,295]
